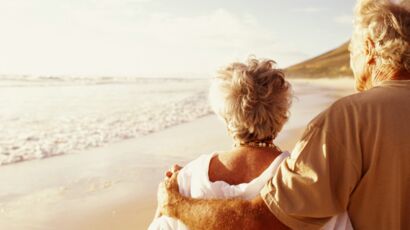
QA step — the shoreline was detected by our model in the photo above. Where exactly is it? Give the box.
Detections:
[0,115,233,230]
[0,114,307,230]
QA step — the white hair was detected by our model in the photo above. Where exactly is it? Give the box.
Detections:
[351,0,410,86]
[209,58,292,143]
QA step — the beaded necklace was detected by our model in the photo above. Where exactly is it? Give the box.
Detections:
[234,140,282,152]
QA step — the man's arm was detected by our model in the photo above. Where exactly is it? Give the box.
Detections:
[158,172,289,230]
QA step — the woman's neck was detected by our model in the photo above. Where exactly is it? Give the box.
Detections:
[227,145,282,164]
[233,145,281,155]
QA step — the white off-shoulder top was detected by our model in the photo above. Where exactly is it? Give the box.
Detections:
[149,151,352,230]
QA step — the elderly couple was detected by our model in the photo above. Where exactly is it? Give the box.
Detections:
[150,0,410,229]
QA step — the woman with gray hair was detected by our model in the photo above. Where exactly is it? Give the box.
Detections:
[151,58,352,229]
[156,0,410,229]
[149,58,293,229]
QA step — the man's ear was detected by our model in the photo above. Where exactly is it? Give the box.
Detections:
[365,37,376,65]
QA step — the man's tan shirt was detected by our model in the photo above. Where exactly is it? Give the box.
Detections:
[261,80,410,229]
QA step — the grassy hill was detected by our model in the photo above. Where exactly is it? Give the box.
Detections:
[285,42,353,78]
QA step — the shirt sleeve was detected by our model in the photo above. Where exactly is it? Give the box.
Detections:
[260,109,361,230]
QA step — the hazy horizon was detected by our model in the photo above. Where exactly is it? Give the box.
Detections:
[0,0,356,77]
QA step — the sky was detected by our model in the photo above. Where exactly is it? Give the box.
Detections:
[0,0,357,77]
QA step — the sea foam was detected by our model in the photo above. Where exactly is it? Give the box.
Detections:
[0,77,212,165]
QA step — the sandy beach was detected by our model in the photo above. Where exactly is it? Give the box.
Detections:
[0,78,356,230]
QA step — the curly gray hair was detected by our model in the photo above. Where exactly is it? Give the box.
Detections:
[209,58,292,143]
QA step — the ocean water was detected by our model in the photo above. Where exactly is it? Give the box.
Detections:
[0,76,212,165]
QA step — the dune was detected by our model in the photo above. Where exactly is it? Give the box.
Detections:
[285,42,353,78]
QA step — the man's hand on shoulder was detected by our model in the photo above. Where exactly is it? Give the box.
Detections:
[166,164,182,178]
[157,165,183,218]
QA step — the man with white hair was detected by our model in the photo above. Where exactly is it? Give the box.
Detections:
[157,0,410,229]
